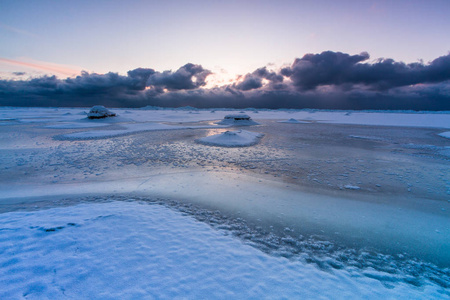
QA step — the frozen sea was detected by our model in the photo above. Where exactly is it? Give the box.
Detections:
[0,107,449,299]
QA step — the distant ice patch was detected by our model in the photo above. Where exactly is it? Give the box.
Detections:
[349,135,386,141]
[197,130,263,147]
[344,185,361,190]
[278,118,309,124]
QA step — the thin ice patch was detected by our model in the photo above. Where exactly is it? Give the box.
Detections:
[197,130,264,147]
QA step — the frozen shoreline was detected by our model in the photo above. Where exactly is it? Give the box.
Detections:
[1,107,449,297]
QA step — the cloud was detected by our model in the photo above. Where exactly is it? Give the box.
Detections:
[147,63,211,90]
[234,67,284,91]
[126,68,156,91]
[234,75,262,91]
[281,51,450,91]
[281,51,370,90]
[0,64,214,107]
[0,52,449,110]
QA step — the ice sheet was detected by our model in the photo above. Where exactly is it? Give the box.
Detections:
[0,201,446,299]
[0,106,449,297]
[1,107,450,128]
[197,130,263,147]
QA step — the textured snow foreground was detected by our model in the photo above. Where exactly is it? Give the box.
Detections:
[0,107,450,298]
[0,201,444,299]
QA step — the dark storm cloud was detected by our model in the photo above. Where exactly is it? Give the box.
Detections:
[62,72,144,96]
[0,64,213,107]
[147,63,211,90]
[0,72,149,107]
[282,51,370,90]
[0,52,449,110]
[234,67,284,91]
[12,72,26,76]
[282,51,450,91]
[234,75,262,91]
[127,68,155,90]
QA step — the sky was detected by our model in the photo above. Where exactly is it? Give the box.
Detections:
[1,0,450,109]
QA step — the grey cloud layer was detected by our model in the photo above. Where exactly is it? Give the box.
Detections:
[1,52,449,110]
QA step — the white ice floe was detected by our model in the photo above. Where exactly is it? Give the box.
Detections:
[278,118,309,124]
[349,135,387,141]
[0,201,443,299]
[59,122,184,140]
[87,105,116,119]
[216,114,260,126]
[197,130,263,147]
[58,122,226,140]
[438,131,450,139]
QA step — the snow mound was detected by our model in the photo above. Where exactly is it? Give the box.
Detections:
[197,130,263,147]
[438,131,450,139]
[87,105,116,119]
[216,114,260,126]
[278,118,309,124]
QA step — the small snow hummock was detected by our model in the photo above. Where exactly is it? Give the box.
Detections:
[87,105,116,119]
[278,118,308,124]
[216,114,260,126]
[197,130,263,147]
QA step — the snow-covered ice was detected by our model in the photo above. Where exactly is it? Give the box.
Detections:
[0,106,449,298]
[0,200,446,299]
[197,130,263,147]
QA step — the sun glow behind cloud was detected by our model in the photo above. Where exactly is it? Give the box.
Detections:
[204,68,245,89]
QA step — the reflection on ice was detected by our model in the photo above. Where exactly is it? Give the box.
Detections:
[197,130,263,147]
[136,172,450,266]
